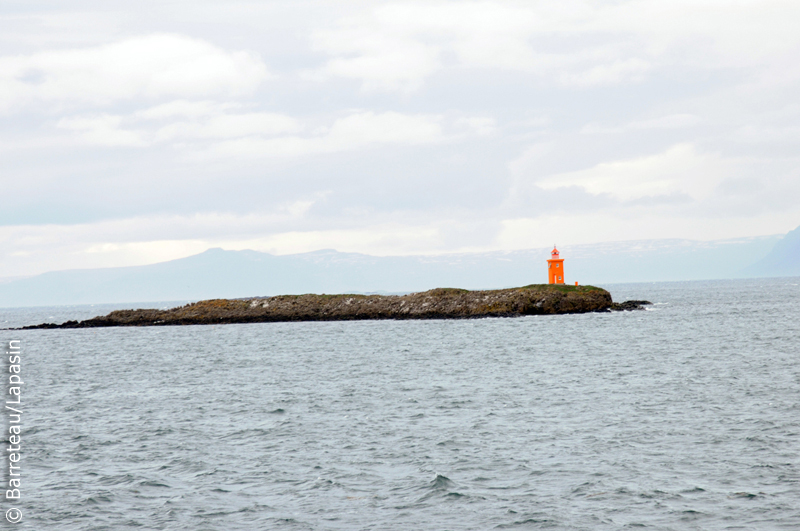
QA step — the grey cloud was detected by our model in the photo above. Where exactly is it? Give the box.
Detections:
[1,1,799,275]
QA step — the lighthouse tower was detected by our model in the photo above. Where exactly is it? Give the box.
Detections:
[547,246,565,284]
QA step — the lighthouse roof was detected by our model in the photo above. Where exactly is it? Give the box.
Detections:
[551,246,560,257]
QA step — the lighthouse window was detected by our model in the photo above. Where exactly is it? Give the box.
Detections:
[556,263,560,268]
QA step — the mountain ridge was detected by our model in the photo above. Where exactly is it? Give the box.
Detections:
[1,232,794,307]
[743,225,800,277]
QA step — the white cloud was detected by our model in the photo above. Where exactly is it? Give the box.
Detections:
[495,209,800,251]
[2,1,800,279]
[627,114,701,130]
[64,100,303,146]
[591,0,800,64]
[311,26,441,92]
[731,125,800,144]
[57,114,147,147]
[325,111,443,147]
[455,117,497,136]
[153,112,302,141]
[507,142,556,179]
[53,108,447,156]
[536,144,731,202]
[309,1,800,91]
[133,100,239,120]
[581,113,701,134]
[308,2,652,90]
[0,34,269,110]
[208,111,445,158]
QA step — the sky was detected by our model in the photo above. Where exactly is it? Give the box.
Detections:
[1,0,800,278]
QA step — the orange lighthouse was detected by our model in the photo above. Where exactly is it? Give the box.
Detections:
[547,246,565,284]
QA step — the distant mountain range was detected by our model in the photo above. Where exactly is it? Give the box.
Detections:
[742,224,800,278]
[0,228,798,308]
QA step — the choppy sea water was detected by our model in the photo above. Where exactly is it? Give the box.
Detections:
[3,278,800,530]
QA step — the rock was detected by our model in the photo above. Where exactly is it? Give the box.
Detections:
[608,300,652,311]
[17,284,623,329]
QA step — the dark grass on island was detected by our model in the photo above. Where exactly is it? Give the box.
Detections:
[20,285,651,329]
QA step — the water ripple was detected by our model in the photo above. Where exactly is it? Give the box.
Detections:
[7,277,800,529]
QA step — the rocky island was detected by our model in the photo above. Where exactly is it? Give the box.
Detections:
[19,284,650,329]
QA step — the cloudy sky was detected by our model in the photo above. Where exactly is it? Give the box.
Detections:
[2,0,799,277]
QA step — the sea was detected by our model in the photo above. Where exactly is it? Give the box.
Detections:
[2,277,799,530]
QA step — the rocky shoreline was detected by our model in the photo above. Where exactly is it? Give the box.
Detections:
[19,285,650,329]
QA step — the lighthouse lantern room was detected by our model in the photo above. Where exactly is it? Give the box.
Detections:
[547,246,565,285]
